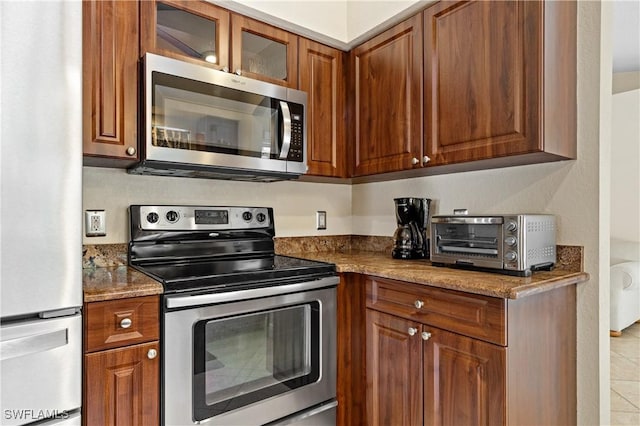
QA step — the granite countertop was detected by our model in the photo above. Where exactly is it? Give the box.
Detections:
[82,266,163,303]
[82,238,588,302]
[284,250,590,299]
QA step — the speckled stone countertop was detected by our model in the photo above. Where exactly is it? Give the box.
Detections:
[82,244,163,302]
[83,236,588,302]
[82,266,163,302]
[283,250,589,299]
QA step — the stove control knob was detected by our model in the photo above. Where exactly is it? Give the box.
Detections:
[506,220,518,232]
[504,236,517,246]
[256,213,266,223]
[505,251,518,262]
[166,210,179,223]
[242,211,253,221]
[147,212,159,224]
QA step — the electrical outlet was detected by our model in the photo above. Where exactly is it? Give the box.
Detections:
[316,211,327,230]
[85,210,106,237]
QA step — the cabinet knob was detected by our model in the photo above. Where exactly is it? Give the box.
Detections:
[408,327,418,336]
[221,66,229,73]
[411,157,419,165]
[421,331,432,341]
[147,348,158,359]
[120,318,132,329]
[423,155,431,164]
[235,69,242,76]
[126,146,136,156]
[414,300,424,309]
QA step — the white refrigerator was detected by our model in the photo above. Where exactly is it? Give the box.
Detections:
[1,1,82,425]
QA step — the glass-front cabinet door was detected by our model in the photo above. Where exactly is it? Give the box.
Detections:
[140,0,230,70]
[231,14,299,88]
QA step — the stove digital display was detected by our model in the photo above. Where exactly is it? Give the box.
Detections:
[195,209,229,225]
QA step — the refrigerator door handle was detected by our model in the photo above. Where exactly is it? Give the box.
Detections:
[0,328,68,361]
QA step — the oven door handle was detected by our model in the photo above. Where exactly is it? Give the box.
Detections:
[165,275,339,309]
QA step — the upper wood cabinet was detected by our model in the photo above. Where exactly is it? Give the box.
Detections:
[423,0,576,167]
[299,38,347,177]
[140,0,230,71]
[82,0,139,166]
[351,14,423,177]
[231,14,299,88]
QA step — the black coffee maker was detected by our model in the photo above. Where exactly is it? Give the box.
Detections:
[392,197,432,259]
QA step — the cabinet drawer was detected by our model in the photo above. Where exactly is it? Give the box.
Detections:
[85,295,159,352]
[366,277,506,345]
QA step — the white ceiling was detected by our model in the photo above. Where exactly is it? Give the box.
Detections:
[613,0,640,72]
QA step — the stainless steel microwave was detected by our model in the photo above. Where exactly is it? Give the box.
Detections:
[128,53,307,181]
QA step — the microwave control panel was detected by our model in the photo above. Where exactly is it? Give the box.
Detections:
[286,103,304,162]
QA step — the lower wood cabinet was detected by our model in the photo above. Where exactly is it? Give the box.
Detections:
[84,342,159,425]
[357,275,576,426]
[83,295,160,426]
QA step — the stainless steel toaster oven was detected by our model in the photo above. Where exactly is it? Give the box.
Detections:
[430,214,556,276]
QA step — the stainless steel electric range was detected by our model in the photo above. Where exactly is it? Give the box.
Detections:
[129,205,338,426]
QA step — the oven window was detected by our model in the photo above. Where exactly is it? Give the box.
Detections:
[192,302,320,421]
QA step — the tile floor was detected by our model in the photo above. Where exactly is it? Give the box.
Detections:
[611,322,640,425]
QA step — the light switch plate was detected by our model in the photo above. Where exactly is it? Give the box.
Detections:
[85,210,106,237]
[316,211,327,230]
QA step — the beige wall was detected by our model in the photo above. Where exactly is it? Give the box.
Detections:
[82,167,352,243]
[610,88,640,264]
[82,1,612,423]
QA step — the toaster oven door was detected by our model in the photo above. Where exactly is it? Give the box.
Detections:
[430,216,504,269]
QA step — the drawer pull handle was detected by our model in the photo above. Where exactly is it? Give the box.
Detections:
[147,348,158,359]
[120,318,132,329]
[414,300,424,309]
[422,331,432,341]
[408,327,418,336]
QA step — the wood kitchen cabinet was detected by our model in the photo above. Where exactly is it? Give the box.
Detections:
[299,38,347,177]
[83,295,160,426]
[423,0,576,168]
[82,0,140,166]
[140,0,230,71]
[351,14,423,177]
[363,276,576,426]
[231,14,299,88]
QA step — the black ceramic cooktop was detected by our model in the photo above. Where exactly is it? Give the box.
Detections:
[134,254,336,294]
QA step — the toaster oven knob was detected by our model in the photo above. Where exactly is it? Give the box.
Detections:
[506,220,518,232]
[504,236,517,246]
[505,251,518,262]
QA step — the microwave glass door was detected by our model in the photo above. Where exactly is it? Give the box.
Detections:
[152,72,292,160]
[192,303,319,421]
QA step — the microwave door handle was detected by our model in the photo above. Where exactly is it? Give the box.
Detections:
[278,101,292,160]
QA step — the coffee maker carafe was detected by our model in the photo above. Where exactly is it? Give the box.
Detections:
[392,197,431,259]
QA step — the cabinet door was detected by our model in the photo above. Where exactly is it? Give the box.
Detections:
[140,0,230,70]
[231,14,298,88]
[84,342,159,426]
[423,327,505,426]
[366,309,423,426]
[424,0,542,165]
[352,14,423,176]
[82,0,139,164]
[299,38,346,177]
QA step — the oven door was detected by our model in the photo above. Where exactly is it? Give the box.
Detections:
[163,276,337,425]
[431,216,505,269]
